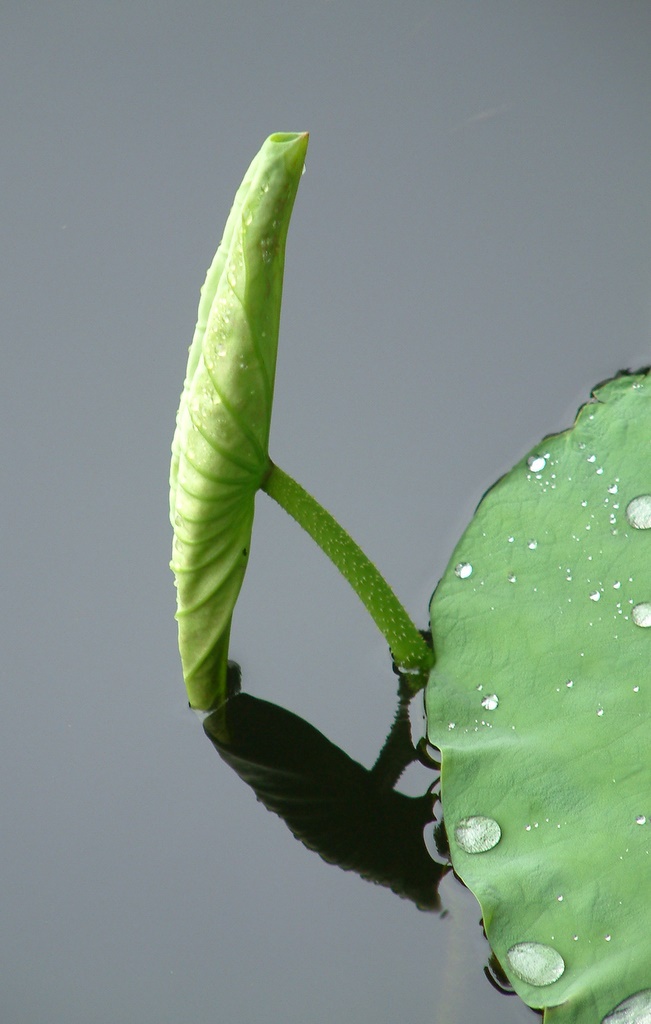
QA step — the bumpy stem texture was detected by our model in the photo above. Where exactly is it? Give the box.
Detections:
[262,462,433,688]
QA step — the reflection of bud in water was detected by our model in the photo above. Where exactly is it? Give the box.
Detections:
[169,134,308,710]
[205,692,447,911]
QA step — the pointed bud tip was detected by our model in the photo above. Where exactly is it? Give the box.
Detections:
[267,132,309,161]
[269,131,309,142]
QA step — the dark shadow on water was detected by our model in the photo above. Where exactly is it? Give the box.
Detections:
[203,665,542,1018]
[203,683,445,911]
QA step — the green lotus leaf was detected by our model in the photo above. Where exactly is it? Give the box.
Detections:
[426,370,651,1022]
[170,132,308,710]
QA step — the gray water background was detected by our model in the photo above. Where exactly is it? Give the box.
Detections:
[2,3,650,1022]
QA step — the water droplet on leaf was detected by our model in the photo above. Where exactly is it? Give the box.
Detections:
[626,496,651,530]
[454,562,473,579]
[454,816,501,853]
[481,694,499,711]
[632,603,651,628]
[506,942,565,986]
[528,455,546,473]
[602,989,651,1024]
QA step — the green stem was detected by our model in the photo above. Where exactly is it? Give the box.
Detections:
[261,462,433,689]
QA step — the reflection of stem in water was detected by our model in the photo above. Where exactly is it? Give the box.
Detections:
[370,680,416,790]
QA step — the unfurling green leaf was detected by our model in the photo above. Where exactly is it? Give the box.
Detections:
[170,133,308,710]
[426,371,651,1023]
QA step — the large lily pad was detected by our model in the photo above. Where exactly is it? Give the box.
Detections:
[426,371,651,1023]
[170,133,308,709]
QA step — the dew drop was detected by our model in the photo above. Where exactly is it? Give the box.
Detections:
[528,455,546,473]
[528,539,538,550]
[566,679,574,688]
[506,942,565,987]
[260,237,273,264]
[507,573,517,583]
[587,454,596,463]
[636,815,647,825]
[454,816,501,854]
[632,603,651,628]
[602,989,651,1024]
[626,496,651,530]
[589,591,601,602]
[454,562,473,579]
[608,484,619,494]
[481,694,499,711]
